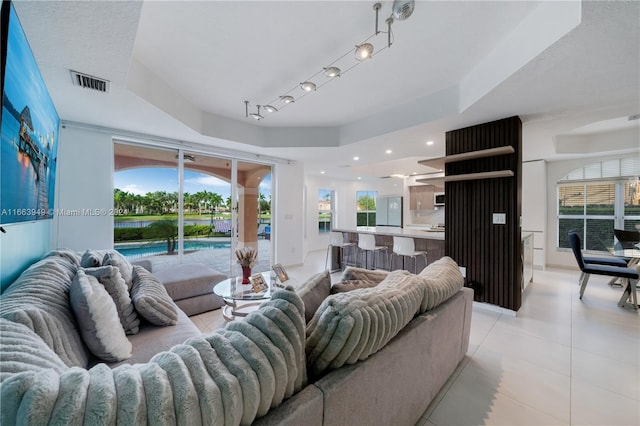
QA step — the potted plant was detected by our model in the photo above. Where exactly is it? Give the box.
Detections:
[235,247,258,284]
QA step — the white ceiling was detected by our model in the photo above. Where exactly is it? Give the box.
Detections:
[11,0,640,181]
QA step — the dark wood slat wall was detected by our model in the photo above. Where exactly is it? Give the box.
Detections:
[444,116,523,311]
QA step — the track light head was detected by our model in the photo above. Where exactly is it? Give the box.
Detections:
[355,43,374,61]
[300,81,317,92]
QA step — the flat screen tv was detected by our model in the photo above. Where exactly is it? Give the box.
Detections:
[1,0,59,225]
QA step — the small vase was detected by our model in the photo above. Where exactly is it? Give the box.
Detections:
[241,266,251,284]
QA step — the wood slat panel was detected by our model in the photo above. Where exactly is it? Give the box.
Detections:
[444,116,522,311]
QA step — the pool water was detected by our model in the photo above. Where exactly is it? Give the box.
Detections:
[116,240,231,258]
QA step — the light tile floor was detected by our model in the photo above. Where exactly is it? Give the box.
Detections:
[192,249,640,426]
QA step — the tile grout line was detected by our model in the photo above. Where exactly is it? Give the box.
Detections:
[569,280,574,426]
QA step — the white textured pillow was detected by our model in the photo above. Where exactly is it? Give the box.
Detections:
[103,251,134,289]
[80,249,109,268]
[70,270,132,362]
[83,266,140,335]
[131,265,178,326]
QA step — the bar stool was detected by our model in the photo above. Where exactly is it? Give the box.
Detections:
[325,231,356,272]
[391,236,427,274]
[358,233,388,270]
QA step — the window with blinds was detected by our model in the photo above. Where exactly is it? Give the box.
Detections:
[557,157,639,251]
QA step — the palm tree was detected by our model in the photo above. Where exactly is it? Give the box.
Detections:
[148,219,178,254]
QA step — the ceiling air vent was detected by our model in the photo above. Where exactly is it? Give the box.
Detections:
[70,70,110,93]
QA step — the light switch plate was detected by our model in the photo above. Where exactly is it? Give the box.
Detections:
[493,213,506,225]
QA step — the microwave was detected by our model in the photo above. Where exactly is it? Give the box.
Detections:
[434,192,445,206]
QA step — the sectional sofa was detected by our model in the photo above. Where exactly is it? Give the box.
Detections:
[0,249,472,425]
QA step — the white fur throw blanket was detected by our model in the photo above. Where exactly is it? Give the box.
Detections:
[0,251,90,368]
[0,287,307,426]
[306,256,463,377]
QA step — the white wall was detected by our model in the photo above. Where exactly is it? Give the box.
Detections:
[54,125,114,250]
[522,160,546,269]
[273,161,305,267]
[303,175,404,254]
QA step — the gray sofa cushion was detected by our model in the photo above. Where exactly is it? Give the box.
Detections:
[296,270,331,323]
[70,270,132,362]
[131,265,178,326]
[152,263,226,301]
[106,308,201,367]
[84,266,140,334]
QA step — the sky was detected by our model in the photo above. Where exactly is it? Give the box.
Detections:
[114,168,272,200]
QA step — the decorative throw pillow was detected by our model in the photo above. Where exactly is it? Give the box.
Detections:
[130,265,178,326]
[330,279,380,294]
[69,270,132,362]
[296,270,331,323]
[103,251,134,289]
[84,266,140,335]
[80,249,109,268]
[339,266,389,283]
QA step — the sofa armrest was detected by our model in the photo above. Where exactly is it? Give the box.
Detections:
[131,259,152,272]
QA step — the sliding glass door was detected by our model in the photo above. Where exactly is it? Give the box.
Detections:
[113,142,272,277]
[231,159,273,277]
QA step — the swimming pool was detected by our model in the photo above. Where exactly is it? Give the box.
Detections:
[116,240,231,259]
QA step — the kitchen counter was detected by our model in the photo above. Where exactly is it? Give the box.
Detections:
[331,227,446,270]
[334,226,445,240]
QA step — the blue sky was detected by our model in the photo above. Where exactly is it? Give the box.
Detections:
[115,168,272,199]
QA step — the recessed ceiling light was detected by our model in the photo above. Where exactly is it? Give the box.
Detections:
[353,156,359,161]
[320,171,325,174]
[357,177,362,180]
[385,149,392,154]
[426,140,434,146]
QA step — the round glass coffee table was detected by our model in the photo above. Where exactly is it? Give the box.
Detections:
[213,272,276,321]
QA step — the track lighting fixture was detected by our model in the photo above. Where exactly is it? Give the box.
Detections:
[245,101,264,120]
[244,1,415,120]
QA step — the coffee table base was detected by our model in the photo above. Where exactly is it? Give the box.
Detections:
[221,299,264,322]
